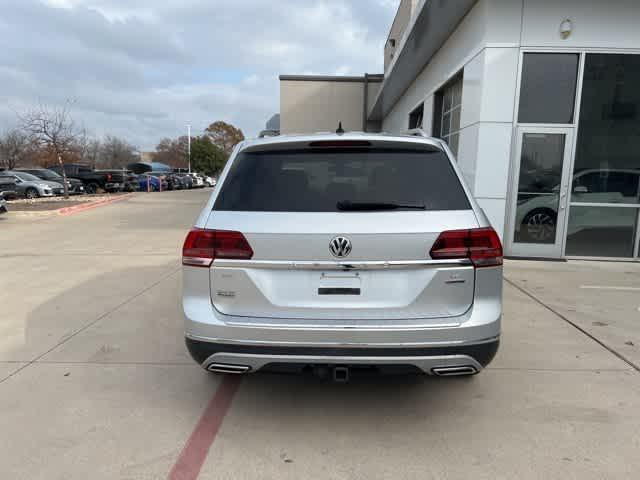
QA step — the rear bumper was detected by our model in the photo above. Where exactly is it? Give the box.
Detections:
[185,337,499,374]
[183,265,502,374]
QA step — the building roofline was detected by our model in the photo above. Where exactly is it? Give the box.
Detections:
[369,0,477,121]
[279,74,383,83]
[385,0,410,44]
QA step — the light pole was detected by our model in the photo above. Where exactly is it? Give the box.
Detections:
[187,124,191,173]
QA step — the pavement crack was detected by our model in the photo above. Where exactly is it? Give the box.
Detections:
[505,277,640,373]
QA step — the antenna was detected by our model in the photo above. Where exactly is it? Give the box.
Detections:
[336,121,345,135]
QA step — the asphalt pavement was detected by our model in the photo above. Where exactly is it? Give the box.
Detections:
[1,189,638,480]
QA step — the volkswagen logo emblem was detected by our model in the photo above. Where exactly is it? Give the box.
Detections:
[329,236,352,258]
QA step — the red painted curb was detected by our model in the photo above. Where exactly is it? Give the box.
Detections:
[168,376,242,480]
[57,193,134,216]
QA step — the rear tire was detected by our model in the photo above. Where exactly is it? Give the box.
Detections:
[86,182,99,195]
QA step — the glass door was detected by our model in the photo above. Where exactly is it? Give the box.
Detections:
[506,127,575,258]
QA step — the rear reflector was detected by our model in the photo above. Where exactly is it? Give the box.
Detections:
[182,228,253,267]
[308,140,371,148]
[430,227,503,267]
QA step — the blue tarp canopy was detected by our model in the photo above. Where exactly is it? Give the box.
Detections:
[127,161,174,174]
[150,162,172,171]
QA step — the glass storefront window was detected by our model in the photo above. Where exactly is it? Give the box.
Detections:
[518,53,579,124]
[571,170,640,204]
[565,206,638,257]
[571,54,640,204]
[438,75,463,155]
[567,53,640,258]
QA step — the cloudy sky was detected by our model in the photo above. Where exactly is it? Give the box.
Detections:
[0,0,398,150]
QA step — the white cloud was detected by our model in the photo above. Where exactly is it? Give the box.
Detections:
[0,0,399,150]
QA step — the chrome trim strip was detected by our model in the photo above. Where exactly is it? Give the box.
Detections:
[223,320,462,329]
[212,258,472,270]
[185,333,500,348]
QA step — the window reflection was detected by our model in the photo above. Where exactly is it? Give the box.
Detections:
[518,53,579,124]
[572,54,640,204]
[565,206,638,257]
[513,133,565,244]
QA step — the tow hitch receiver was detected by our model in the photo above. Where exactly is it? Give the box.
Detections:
[332,366,350,383]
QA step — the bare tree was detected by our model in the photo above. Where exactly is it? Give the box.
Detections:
[74,127,91,165]
[85,139,101,169]
[99,135,138,169]
[154,136,189,168]
[19,102,80,197]
[0,129,33,169]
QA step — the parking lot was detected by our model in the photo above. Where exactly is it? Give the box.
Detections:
[1,188,639,479]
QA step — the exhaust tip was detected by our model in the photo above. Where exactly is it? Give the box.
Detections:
[206,363,251,374]
[431,365,478,377]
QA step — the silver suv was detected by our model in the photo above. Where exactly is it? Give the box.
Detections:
[182,133,502,379]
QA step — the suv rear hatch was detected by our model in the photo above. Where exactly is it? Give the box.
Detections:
[192,140,491,323]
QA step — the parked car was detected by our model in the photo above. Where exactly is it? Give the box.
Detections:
[150,171,184,190]
[189,173,205,188]
[204,176,216,187]
[49,164,112,194]
[182,133,502,379]
[95,170,140,192]
[174,173,194,189]
[0,192,7,215]
[0,171,64,198]
[515,168,640,243]
[171,174,187,190]
[16,168,85,195]
[169,173,187,190]
[137,174,167,192]
[0,178,19,200]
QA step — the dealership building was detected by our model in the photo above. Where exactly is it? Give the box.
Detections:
[277,0,640,260]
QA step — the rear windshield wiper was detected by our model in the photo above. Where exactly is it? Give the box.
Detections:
[336,201,426,211]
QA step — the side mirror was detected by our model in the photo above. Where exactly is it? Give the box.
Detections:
[573,185,588,193]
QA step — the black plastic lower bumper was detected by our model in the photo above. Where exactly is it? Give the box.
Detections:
[185,337,499,368]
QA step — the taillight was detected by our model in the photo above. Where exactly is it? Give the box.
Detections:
[106,173,112,181]
[430,227,503,267]
[182,229,253,267]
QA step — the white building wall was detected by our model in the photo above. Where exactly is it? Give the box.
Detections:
[382,0,522,238]
[521,0,640,49]
[380,0,640,242]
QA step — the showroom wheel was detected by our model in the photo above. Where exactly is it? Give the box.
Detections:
[25,187,39,199]
[521,209,557,243]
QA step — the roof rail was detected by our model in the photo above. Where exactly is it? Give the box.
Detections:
[404,128,429,137]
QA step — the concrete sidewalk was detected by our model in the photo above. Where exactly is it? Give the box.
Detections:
[0,190,638,479]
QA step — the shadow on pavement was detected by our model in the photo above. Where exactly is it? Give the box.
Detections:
[15,261,181,367]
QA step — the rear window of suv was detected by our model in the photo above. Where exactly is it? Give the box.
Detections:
[214,148,471,212]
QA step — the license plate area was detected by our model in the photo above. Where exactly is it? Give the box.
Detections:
[318,272,361,296]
